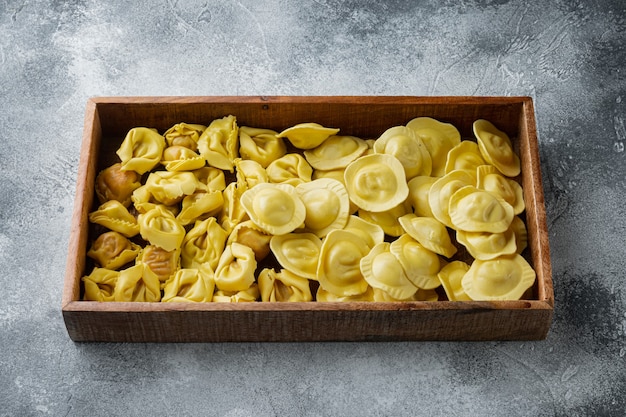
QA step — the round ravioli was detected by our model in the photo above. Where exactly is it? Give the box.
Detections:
[448,185,514,233]
[461,254,535,300]
[344,153,408,212]
[296,178,350,237]
[270,232,322,280]
[304,135,368,170]
[456,228,517,261]
[343,215,385,249]
[240,183,306,235]
[444,140,485,178]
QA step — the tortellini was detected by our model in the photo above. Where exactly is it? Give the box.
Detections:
[116,127,166,174]
[89,200,140,238]
[95,163,141,207]
[87,231,141,270]
[197,115,239,172]
[258,268,312,302]
[162,266,215,303]
[238,126,286,168]
[83,115,537,304]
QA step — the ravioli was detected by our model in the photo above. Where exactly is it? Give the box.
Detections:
[406,117,461,177]
[344,153,408,212]
[240,183,306,236]
[477,165,525,215]
[317,229,370,297]
[270,232,322,280]
[448,185,514,233]
[398,214,457,258]
[461,254,535,300]
[389,234,441,290]
[277,122,340,149]
[296,178,350,237]
[360,242,417,300]
[266,153,313,186]
[374,126,432,179]
[473,119,520,177]
[239,126,287,168]
[304,135,368,170]
[437,260,471,301]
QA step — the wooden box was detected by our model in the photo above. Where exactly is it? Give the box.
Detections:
[62,96,553,342]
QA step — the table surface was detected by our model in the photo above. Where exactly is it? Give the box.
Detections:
[1,1,624,416]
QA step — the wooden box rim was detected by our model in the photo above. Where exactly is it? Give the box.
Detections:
[62,95,553,342]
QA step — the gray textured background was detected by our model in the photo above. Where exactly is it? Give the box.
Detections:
[1,0,625,416]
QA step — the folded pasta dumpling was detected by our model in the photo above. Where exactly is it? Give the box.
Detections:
[277,122,340,150]
[398,214,457,258]
[181,217,228,270]
[461,254,535,300]
[456,228,517,261]
[473,119,520,177]
[316,286,375,302]
[406,117,461,177]
[235,158,268,188]
[270,232,322,280]
[358,201,410,237]
[114,264,161,302]
[87,231,141,270]
[89,200,140,238]
[176,189,224,226]
[227,220,273,261]
[407,176,437,218]
[214,242,257,292]
[116,127,166,174]
[389,234,441,290]
[317,229,370,297]
[342,215,385,249]
[160,145,206,172]
[197,115,239,172]
[360,242,417,300]
[82,267,119,301]
[304,135,368,170]
[95,163,142,207]
[141,171,201,206]
[162,265,215,303]
[258,268,312,302]
[373,126,432,179]
[239,126,286,168]
[437,260,472,301]
[477,165,525,215]
[192,167,226,192]
[444,140,486,178]
[164,122,206,151]
[212,284,260,303]
[428,170,475,228]
[138,205,185,251]
[448,185,514,233]
[219,181,249,234]
[138,244,180,284]
[296,178,350,238]
[266,153,313,186]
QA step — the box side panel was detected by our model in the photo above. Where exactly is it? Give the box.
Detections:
[63,303,553,342]
[518,99,554,305]
[63,100,101,305]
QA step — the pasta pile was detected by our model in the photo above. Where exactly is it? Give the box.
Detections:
[82,116,535,303]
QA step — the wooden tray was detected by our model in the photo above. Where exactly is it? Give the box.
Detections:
[62,96,553,342]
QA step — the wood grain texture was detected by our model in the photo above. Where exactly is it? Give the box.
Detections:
[62,96,554,342]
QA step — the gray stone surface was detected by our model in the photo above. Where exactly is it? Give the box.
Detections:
[1,0,625,416]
